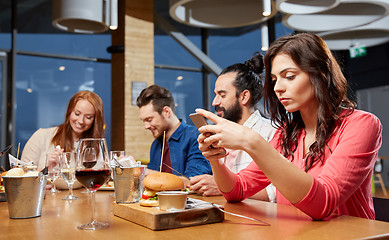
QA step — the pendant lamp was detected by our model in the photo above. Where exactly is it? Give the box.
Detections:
[52,0,118,34]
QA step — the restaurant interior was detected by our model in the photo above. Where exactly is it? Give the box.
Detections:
[0,0,389,239]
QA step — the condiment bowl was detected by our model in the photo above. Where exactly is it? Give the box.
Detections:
[157,191,188,211]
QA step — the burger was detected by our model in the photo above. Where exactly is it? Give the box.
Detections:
[139,172,185,207]
[0,171,8,192]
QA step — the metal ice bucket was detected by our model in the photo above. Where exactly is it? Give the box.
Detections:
[113,166,146,203]
[3,175,47,219]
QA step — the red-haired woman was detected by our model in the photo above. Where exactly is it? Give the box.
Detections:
[21,91,105,171]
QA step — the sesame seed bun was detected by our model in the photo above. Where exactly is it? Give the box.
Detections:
[143,172,185,191]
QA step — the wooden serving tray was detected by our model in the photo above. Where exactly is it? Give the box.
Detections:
[0,192,6,202]
[113,198,224,230]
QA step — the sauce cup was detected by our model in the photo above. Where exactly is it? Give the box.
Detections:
[157,191,188,211]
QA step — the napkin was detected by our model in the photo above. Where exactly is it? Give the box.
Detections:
[111,155,141,168]
[9,154,33,167]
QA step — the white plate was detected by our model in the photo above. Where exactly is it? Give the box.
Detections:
[99,181,114,191]
[99,186,114,191]
[182,189,195,195]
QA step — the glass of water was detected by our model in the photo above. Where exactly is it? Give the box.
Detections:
[46,153,61,193]
[59,152,79,200]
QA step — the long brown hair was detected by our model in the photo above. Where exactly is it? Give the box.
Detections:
[263,33,355,171]
[51,91,105,152]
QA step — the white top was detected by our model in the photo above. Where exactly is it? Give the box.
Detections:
[21,127,79,171]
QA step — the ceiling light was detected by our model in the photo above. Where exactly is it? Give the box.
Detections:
[263,0,271,16]
[169,0,277,28]
[319,14,389,50]
[261,23,269,51]
[282,0,389,32]
[276,0,340,14]
[52,0,118,34]
[109,0,118,30]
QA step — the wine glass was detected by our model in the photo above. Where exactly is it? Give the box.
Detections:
[78,148,96,194]
[46,153,61,193]
[75,138,111,230]
[59,152,79,200]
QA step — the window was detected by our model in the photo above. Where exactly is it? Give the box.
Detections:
[15,34,112,153]
[155,69,202,123]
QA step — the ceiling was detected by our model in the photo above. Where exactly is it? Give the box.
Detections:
[0,0,281,36]
[1,0,388,92]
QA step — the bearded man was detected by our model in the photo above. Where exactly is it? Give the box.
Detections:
[190,53,276,201]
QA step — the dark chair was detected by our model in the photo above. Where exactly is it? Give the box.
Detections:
[373,197,389,222]
[373,156,387,196]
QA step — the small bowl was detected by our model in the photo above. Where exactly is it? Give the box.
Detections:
[157,191,188,211]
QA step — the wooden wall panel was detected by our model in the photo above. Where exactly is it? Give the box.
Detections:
[110,0,125,152]
[111,0,154,162]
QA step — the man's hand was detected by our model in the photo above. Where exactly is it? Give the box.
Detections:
[179,176,191,187]
[145,168,158,176]
[190,174,222,196]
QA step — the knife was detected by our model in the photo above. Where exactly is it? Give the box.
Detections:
[162,162,190,180]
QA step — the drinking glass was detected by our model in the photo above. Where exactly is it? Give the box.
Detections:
[109,151,125,196]
[76,138,111,230]
[78,148,96,194]
[59,152,79,200]
[46,153,61,193]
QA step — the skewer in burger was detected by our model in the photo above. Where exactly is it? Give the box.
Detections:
[139,172,185,207]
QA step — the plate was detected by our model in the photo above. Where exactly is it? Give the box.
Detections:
[99,181,114,191]
[182,188,196,195]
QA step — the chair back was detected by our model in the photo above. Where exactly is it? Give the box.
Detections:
[373,197,389,222]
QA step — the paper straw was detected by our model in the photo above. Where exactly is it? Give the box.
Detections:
[159,131,166,172]
[16,143,20,159]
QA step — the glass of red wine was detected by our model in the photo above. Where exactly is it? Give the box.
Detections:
[75,138,111,230]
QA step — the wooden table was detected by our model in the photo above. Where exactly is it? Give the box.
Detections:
[1,189,389,240]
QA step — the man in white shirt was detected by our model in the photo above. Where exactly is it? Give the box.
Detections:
[190,52,277,201]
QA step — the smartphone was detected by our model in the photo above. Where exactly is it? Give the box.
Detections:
[189,113,209,130]
[190,113,219,150]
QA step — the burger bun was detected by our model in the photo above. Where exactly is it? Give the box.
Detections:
[143,172,185,191]
[139,198,159,207]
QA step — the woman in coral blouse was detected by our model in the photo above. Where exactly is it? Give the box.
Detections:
[195,33,382,220]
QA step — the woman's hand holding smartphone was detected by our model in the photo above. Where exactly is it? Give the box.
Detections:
[189,113,209,130]
[190,113,226,155]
